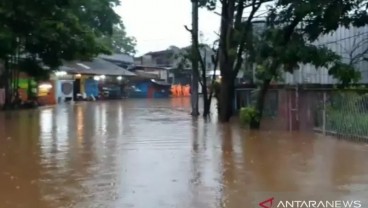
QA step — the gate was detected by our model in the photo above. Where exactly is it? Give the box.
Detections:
[287,86,299,131]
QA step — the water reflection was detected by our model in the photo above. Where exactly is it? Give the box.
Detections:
[0,99,367,208]
[0,110,44,208]
[76,105,84,143]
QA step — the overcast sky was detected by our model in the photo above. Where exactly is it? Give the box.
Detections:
[115,0,221,56]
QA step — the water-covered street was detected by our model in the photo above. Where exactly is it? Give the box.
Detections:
[1,98,368,208]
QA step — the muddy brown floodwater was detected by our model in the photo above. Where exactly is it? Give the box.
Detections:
[0,98,368,208]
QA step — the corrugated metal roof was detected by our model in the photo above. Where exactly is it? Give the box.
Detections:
[130,65,168,71]
[151,79,171,86]
[134,71,159,79]
[98,53,134,63]
[60,58,136,76]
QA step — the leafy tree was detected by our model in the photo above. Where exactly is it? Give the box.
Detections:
[174,42,219,117]
[100,23,137,55]
[200,43,219,117]
[199,0,272,122]
[244,0,368,128]
[199,0,368,126]
[0,0,121,109]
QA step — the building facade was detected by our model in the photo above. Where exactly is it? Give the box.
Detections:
[284,25,368,84]
[134,45,216,85]
[238,21,368,85]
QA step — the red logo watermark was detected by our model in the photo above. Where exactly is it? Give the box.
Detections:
[258,197,362,208]
[259,197,274,208]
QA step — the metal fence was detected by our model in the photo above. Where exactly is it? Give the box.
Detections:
[235,87,368,141]
[235,88,279,117]
[286,88,368,141]
[313,90,368,140]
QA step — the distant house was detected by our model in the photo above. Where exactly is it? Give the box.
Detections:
[61,58,135,77]
[135,46,198,68]
[55,57,136,102]
[99,53,134,69]
[126,65,172,98]
[129,65,169,81]
[127,78,171,98]
[134,45,216,87]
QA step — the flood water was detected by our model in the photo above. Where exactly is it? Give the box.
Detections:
[0,98,368,208]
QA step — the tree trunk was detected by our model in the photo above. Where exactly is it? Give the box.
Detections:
[202,83,210,117]
[190,0,200,116]
[3,58,12,110]
[203,82,215,118]
[204,98,211,117]
[216,0,237,122]
[202,59,210,117]
[218,75,235,122]
[203,65,217,118]
[205,80,215,117]
[249,78,271,129]
[191,76,200,116]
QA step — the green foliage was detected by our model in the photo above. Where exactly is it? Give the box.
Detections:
[326,93,368,137]
[255,64,273,81]
[171,47,191,76]
[270,0,368,41]
[0,0,125,107]
[0,0,123,71]
[329,63,361,87]
[250,0,368,86]
[18,58,50,81]
[198,0,217,10]
[99,23,137,55]
[173,44,211,75]
[327,111,368,136]
[239,106,260,124]
[197,0,368,124]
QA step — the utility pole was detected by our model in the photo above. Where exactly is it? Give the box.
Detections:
[190,0,200,116]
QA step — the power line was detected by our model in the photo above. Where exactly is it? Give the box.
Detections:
[316,31,368,46]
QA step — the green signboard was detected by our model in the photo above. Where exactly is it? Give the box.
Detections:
[18,79,37,89]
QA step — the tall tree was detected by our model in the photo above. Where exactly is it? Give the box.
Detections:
[199,0,368,125]
[185,0,219,117]
[201,0,271,122]
[199,44,219,117]
[174,43,219,117]
[0,0,121,109]
[188,0,200,116]
[245,0,368,129]
[100,23,137,55]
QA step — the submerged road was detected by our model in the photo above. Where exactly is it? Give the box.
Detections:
[0,98,368,208]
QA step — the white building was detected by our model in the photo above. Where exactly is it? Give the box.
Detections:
[285,25,368,84]
[239,21,368,85]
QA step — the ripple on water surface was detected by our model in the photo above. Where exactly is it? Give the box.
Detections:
[0,99,367,208]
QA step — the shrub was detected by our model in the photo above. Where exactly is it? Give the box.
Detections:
[325,92,368,137]
[239,106,260,124]
[326,110,368,137]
